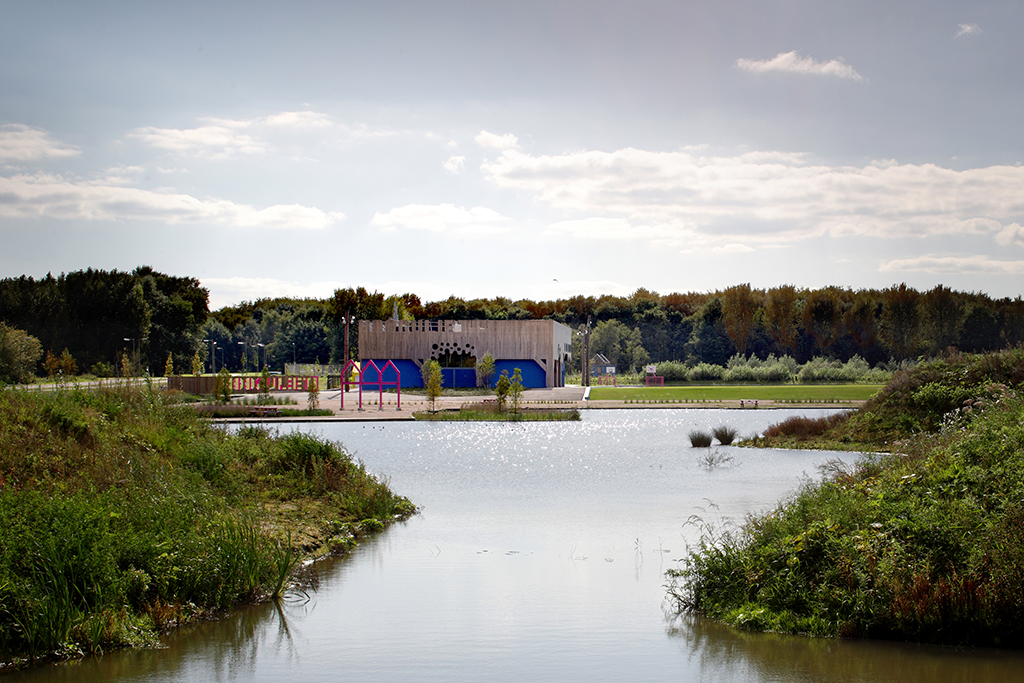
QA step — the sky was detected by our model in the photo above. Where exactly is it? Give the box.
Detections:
[2,0,1023,310]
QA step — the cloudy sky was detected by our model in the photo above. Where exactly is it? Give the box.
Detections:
[2,0,1023,309]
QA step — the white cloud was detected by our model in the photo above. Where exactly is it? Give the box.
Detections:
[546,217,691,246]
[371,204,512,235]
[956,23,982,38]
[443,156,466,174]
[995,223,1024,248]
[262,111,333,128]
[201,277,346,309]
[128,123,266,158]
[0,172,343,228]
[482,147,1024,247]
[0,124,81,162]
[475,130,520,149]
[735,51,864,81]
[879,255,1024,274]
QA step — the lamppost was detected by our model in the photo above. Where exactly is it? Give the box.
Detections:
[218,346,225,371]
[203,338,216,373]
[237,341,247,372]
[123,337,148,377]
[256,343,266,371]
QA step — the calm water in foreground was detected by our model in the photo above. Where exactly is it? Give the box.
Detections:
[13,409,1024,682]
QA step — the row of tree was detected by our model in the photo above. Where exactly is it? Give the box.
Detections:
[2,271,1023,379]
[0,267,208,377]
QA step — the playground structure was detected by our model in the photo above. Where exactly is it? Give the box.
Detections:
[340,360,402,411]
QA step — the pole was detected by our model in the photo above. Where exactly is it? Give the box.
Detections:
[344,310,351,367]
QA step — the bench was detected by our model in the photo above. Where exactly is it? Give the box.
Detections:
[249,405,281,418]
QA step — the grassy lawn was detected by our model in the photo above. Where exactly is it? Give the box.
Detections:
[588,384,884,402]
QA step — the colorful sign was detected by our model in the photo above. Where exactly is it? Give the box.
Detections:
[230,375,319,392]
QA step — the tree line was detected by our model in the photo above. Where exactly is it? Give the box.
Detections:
[0,267,208,380]
[2,271,1023,382]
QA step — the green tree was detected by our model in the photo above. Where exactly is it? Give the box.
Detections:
[922,285,966,353]
[421,359,443,412]
[509,367,524,415]
[216,366,232,403]
[307,375,320,411]
[802,288,845,353]
[495,370,511,412]
[259,365,272,404]
[0,323,42,384]
[191,350,203,376]
[164,352,174,377]
[880,283,922,359]
[476,352,496,388]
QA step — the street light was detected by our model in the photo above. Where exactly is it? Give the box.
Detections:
[203,338,215,373]
[237,341,246,372]
[256,343,266,371]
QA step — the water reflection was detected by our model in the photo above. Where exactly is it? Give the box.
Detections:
[669,614,1024,683]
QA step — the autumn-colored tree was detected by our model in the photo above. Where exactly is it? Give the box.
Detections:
[764,285,800,352]
[164,352,174,377]
[722,283,758,356]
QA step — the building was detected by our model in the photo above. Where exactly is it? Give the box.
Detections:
[358,319,573,389]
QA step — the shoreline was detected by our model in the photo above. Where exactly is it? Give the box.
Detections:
[210,387,864,423]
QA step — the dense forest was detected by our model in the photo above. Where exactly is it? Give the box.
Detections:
[1,269,1023,380]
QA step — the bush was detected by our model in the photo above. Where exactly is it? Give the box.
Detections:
[711,425,738,445]
[656,360,690,382]
[688,363,725,381]
[688,430,713,447]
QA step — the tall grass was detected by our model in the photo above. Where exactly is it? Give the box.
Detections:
[669,350,1024,647]
[0,385,414,667]
[688,430,713,447]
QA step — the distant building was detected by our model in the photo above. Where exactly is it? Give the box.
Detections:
[590,353,616,377]
[358,319,573,389]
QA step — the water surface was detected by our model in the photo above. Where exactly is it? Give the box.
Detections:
[13,409,1024,682]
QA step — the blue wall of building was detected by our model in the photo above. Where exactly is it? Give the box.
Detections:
[491,360,546,388]
[363,358,548,389]
[363,360,422,389]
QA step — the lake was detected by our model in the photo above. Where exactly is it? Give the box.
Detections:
[12,409,1024,682]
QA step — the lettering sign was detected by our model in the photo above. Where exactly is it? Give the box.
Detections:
[230,375,319,392]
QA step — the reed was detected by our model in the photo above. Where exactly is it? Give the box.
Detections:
[711,425,738,445]
[688,430,713,448]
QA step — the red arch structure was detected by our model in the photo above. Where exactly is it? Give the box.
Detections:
[340,360,401,411]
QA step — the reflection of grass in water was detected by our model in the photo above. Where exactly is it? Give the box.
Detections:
[699,449,734,468]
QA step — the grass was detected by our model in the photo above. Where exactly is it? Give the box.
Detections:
[668,348,1024,647]
[0,385,414,668]
[688,430,713,447]
[588,384,883,403]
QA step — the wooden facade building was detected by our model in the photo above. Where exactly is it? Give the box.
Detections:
[358,319,573,388]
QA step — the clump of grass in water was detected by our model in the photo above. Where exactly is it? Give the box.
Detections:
[711,425,738,445]
[688,430,713,448]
